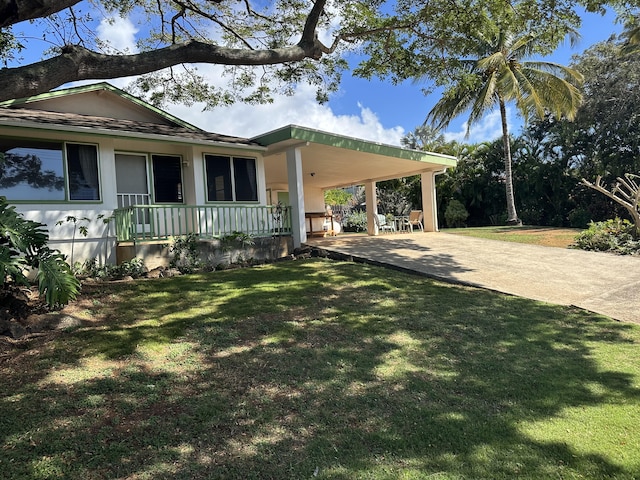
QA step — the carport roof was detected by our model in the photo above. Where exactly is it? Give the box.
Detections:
[252,125,457,190]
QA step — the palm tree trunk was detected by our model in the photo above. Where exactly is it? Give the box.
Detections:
[499,98,521,225]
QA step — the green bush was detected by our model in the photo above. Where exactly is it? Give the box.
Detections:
[573,218,640,255]
[0,196,80,307]
[444,199,469,228]
[342,211,368,232]
[76,257,146,280]
[170,233,202,273]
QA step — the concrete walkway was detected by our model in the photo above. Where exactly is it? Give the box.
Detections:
[308,232,640,323]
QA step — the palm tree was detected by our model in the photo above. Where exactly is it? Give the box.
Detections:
[426,18,583,225]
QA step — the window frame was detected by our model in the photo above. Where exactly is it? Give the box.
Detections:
[150,154,185,204]
[204,153,259,204]
[0,136,101,204]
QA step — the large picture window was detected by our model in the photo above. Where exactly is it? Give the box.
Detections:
[205,154,257,202]
[152,155,183,203]
[0,138,99,201]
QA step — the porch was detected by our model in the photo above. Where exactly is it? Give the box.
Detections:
[113,204,292,244]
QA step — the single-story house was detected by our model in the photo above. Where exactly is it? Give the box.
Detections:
[0,82,457,266]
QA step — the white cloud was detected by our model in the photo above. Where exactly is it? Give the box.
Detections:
[443,108,513,144]
[89,11,403,146]
[169,82,406,145]
[96,16,138,54]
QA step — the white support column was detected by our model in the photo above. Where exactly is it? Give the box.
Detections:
[421,171,439,232]
[286,147,307,248]
[364,181,378,236]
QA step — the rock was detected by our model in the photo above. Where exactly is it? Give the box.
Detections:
[122,275,135,282]
[55,316,83,330]
[146,267,165,278]
[163,268,182,277]
[0,318,12,336]
[8,321,28,339]
[293,246,312,256]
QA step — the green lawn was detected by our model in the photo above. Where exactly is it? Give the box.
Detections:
[443,226,581,248]
[2,259,640,479]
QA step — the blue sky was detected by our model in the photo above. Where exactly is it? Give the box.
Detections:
[171,7,624,146]
[13,5,624,147]
[324,7,623,145]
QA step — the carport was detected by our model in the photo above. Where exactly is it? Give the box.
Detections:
[252,125,457,247]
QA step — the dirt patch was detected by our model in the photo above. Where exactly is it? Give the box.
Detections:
[495,227,580,248]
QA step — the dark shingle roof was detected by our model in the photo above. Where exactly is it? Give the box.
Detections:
[0,107,259,147]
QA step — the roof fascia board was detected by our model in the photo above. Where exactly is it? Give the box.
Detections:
[0,82,201,132]
[323,167,451,190]
[0,121,266,153]
[253,125,457,166]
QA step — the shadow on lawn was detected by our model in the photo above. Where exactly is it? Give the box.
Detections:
[1,259,639,479]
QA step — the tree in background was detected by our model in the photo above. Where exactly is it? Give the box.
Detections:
[424,11,583,225]
[324,189,353,208]
[520,34,640,226]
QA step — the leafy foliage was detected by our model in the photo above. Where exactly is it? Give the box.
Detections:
[342,211,368,232]
[573,218,640,254]
[324,188,353,207]
[170,233,203,274]
[0,196,80,307]
[76,257,146,280]
[444,199,469,227]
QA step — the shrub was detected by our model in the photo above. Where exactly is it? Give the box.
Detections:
[76,257,146,280]
[342,211,368,232]
[0,196,80,307]
[573,218,640,255]
[170,233,202,273]
[444,199,469,228]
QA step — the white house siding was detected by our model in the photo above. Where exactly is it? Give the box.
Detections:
[2,129,270,265]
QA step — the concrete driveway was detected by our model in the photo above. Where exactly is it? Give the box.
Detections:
[309,232,640,323]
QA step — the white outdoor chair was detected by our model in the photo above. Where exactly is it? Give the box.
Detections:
[375,213,396,233]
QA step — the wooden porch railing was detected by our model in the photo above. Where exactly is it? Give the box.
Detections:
[114,204,292,243]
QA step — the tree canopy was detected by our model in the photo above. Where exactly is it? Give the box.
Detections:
[0,0,637,107]
[0,0,355,105]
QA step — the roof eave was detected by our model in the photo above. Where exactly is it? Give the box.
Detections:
[252,124,457,167]
[0,82,202,132]
[0,120,266,152]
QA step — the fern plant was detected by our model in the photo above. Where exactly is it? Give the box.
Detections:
[0,196,80,307]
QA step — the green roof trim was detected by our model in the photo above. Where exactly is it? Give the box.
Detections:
[0,82,200,131]
[252,125,457,166]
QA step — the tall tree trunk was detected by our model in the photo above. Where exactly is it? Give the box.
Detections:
[499,97,521,225]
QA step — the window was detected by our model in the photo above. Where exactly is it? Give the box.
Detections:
[0,138,99,201]
[205,154,257,202]
[66,143,100,201]
[151,155,183,203]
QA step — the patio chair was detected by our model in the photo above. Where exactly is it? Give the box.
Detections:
[375,213,396,233]
[404,210,424,232]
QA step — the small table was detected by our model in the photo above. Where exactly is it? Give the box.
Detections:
[305,212,334,237]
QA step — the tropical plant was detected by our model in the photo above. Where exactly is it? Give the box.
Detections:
[425,12,583,225]
[573,218,640,254]
[0,196,80,307]
[170,233,203,274]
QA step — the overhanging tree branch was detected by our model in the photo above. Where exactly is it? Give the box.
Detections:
[0,0,81,28]
[0,39,329,101]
